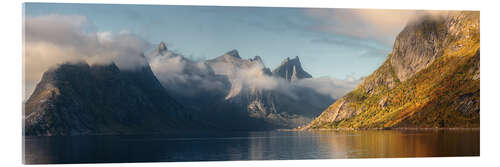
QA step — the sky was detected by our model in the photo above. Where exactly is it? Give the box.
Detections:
[23,3,441,100]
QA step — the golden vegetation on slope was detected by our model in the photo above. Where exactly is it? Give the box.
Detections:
[306,11,479,130]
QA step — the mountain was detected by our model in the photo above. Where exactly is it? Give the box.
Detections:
[304,11,479,130]
[204,52,333,129]
[152,41,168,56]
[24,62,202,136]
[149,46,266,130]
[149,42,231,112]
[272,56,312,81]
[206,50,269,99]
[24,43,335,134]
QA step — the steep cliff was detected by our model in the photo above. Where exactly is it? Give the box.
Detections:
[304,11,479,129]
[24,62,201,136]
[272,56,312,82]
[205,51,332,129]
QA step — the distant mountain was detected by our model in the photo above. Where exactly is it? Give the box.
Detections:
[24,62,202,136]
[149,45,266,130]
[272,56,312,81]
[205,51,333,129]
[304,11,480,130]
[24,42,336,134]
[152,41,168,56]
[206,50,268,99]
[149,42,231,112]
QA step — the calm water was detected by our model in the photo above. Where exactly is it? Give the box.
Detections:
[24,130,479,164]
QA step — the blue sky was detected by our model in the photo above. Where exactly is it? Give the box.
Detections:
[24,3,421,79]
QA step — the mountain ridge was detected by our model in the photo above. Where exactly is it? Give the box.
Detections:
[303,11,480,130]
[24,61,203,136]
[203,51,332,128]
[272,56,312,82]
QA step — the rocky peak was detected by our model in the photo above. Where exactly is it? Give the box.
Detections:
[272,56,312,81]
[158,41,167,51]
[252,55,263,63]
[390,12,478,82]
[208,49,264,70]
[303,11,480,130]
[224,49,241,59]
[152,41,168,56]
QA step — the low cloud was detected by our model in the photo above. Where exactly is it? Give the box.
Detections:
[293,76,361,99]
[24,14,362,102]
[24,14,150,100]
[150,49,358,101]
[304,9,449,44]
[149,51,229,97]
[235,64,280,91]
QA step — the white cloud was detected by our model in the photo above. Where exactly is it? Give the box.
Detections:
[304,9,449,44]
[293,76,361,99]
[149,51,229,97]
[23,14,363,102]
[205,56,358,100]
[24,14,151,100]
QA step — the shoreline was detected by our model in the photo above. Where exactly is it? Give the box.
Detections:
[279,127,480,132]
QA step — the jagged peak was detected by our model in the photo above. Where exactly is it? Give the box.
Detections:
[153,41,168,56]
[280,56,301,65]
[158,41,167,52]
[251,55,263,63]
[273,56,312,81]
[223,49,241,59]
[281,57,291,64]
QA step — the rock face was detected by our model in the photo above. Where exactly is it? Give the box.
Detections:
[24,44,335,133]
[24,62,201,136]
[148,46,334,130]
[149,42,231,114]
[390,13,479,82]
[152,41,168,56]
[206,50,266,100]
[304,11,480,130]
[203,51,332,129]
[272,56,312,81]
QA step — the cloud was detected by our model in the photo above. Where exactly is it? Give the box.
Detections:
[205,57,284,99]
[152,50,342,101]
[304,9,450,44]
[24,14,151,100]
[149,51,229,97]
[293,76,362,99]
[23,14,363,103]
[235,64,280,91]
[207,54,358,100]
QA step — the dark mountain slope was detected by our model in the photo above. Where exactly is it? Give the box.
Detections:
[272,56,312,81]
[24,62,201,136]
[205,53,333,129]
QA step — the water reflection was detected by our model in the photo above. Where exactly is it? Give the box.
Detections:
[310,130,479,158]
[24,130,479,164]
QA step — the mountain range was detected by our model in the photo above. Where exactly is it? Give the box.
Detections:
[24,42,334,135]
[23,11,479,136]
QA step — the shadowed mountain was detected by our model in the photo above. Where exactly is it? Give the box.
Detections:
[24,62,203,136]
[150,47,334,129]
[24,43,338,134]
[204,51,333,129]
[272,56,312,81]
